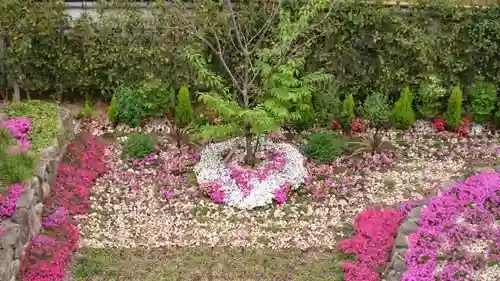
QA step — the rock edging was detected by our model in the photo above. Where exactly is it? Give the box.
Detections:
[0,107,74,281]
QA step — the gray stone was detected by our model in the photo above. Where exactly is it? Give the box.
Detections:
[40,146,58,160]
[392,252,407,272]
[407,206,422,224]
[395,232,409,249]
[29,203,43,237]
[15,189,34,209]
[0,112,7,122]
[0,246,13,280]
[30,176,41,198]
[13,209,30,244]
[400,219,419,234]
[385,270,402,281]
[0,224,19,247]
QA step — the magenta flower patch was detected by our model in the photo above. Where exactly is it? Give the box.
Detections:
[0,183,24,217]
[402,171,500,281]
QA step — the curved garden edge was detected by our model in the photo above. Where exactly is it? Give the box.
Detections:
[0,107,73,281]
[382,165,500,281]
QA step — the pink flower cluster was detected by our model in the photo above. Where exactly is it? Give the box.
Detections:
[305,152,397,200]
[200,180,225,203]
[154,148,200,198]
[402,171,500,281]
[0,117,32,216]
[0,183,24,217]
[227,150,287,197]
[20,133,108,281]
[338,207,404,281]
[2,117,31,148]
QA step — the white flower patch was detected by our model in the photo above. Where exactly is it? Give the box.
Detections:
[194,137,307,209]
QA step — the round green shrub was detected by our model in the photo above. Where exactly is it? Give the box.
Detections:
[115,79,171,127]
[122,133,156,159]
[304,132,346,163]
[469,79,497,124]
[417,74,446,120]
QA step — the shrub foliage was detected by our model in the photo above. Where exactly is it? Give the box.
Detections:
[444,86,463,131]
[390,86,416,130]
[469,78,497,123]
[122,133,156,159]
[304,132,346,163]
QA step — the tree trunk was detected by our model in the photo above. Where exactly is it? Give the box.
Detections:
[13,81,20,101]
[243,125,255,166]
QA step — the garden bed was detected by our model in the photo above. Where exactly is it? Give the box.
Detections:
[73,118,499,252]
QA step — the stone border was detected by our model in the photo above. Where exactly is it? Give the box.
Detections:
[383,166,500,281]
[0,107,74,281]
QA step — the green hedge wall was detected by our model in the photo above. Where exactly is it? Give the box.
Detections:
[1,0,500,103]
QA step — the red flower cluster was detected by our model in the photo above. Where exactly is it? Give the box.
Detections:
[456,118,471,137]
[431,116,446,132]
[349,118,367,134]
[338,207,403,281]
[20,133,108,281]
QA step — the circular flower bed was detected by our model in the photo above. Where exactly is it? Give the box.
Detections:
[194,137,307,209]
[402,171,500,281]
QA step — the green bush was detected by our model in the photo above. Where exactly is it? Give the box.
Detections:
[174,86,194,127]
[495,99,500,128]
[444,86,463,131]
[115,79,171,127]
[312,85,342,127]
[363,91,391,129]
[122,133,156,159]
[417,74,446,119]
[469,79,497,124]
[82,100,93,119]
[304,132,346,163]
[107,95,118,124]
[390,86,416,130]
[340,94,356,130]
[0,129,36,185]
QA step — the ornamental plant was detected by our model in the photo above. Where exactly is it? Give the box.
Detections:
[444,86,463,131]
[340,94,356,130]
[174,86,194,127]
[417,74,446,119]
[82,99,93,120]
[469,78,497,124]
[107,94,118,124]
[390,86,416,130]
[114,78,171,127]
[180,0,332,166]
[304,132,346,163]
[402,172,500,281]
[122,133,156,159]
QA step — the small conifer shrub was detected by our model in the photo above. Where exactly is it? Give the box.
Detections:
[107,95,118,124]
[390,86,416,130]
[174,86,194,127]
[444,86,463,131]
[340,94,356,130]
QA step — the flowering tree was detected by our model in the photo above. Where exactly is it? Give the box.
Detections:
[173,0,333,166]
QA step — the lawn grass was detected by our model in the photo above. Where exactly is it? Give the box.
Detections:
[71,247,352,281]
